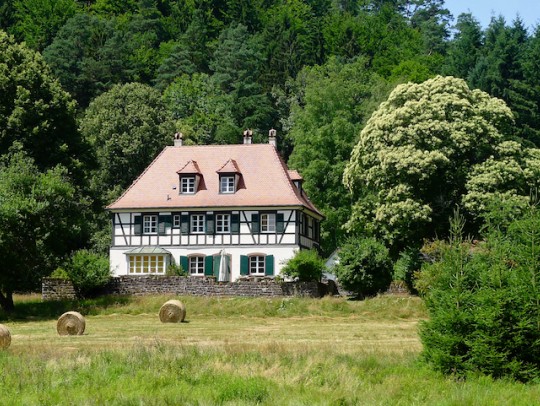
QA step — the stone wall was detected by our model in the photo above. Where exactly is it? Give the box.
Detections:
[42,276,328,301]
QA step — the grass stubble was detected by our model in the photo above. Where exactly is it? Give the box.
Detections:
[0,295,538,405]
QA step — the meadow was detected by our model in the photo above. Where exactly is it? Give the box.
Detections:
[0,294,538,405]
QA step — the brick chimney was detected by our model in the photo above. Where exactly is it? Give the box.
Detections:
[243,129,253,144]
[268,128,277,147]
[174,132,183,147]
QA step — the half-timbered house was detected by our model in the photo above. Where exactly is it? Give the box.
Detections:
[107,131,323,280]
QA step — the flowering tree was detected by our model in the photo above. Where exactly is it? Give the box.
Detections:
[344,75,540,253]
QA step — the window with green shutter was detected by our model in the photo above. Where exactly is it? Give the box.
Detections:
[276,213,285,233]
[240,255,249,275]
[265,255,274,276]
[180,256,189,273]
[133,215,142,235]
[180,214,189,234]
[231,213,240,234]
[251,213,259,233]
[158,215,172,235]
[204,256,214,276]
[206,213,214,234]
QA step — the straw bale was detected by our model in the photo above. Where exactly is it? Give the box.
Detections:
[0,324,11,349]
[159,300,186,323]
[57,311,86,335]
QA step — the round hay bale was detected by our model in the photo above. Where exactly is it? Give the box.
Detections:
[159,300,186,323]
[0,324,11,349]
[57,311,86,336]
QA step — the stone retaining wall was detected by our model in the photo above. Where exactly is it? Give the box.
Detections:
[42,276,330,301]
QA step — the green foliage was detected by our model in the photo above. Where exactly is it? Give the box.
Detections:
[64,249,111,298]
[0,31,86,179]
[165,262,186,277]
[343,75,537,255]
[0,153,88,311]
[12,0,79,50]
[419,208,540,381]
[393,247,422,292]
[334,236,393,298]
[80,82,175,202]
[281,249,325,282]
[49,267,69,279]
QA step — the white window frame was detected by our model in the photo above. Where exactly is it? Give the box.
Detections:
[220,175,235,194]
[261,213,276,233]
[173,214,181,228]
[128,255,166,274]
[143,215,158,234]
[189,256,205,276]
[191,214,205,234]
[216,213,231,233]
[249,255,265,275]
[180,176,196,194]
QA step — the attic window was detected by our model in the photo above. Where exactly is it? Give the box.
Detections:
[220,175,235,194]
[180,176,196,194]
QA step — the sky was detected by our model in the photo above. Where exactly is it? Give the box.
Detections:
[444,0,540,30]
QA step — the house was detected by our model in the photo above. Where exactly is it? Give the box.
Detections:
[107,130,323,281]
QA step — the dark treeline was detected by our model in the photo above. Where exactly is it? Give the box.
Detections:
[0,0,539,300]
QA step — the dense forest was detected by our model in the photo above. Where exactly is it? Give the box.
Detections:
[1,0,540,305]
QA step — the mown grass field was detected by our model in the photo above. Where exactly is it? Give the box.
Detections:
[0,294,539,405]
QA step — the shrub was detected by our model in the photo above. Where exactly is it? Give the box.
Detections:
[393,248,422,293]
[281,249,325,282]
[49,267,69,279]
[334,237,392,298]
[64,250,111,298]
[166,262,187,276]
[419,209,540,381]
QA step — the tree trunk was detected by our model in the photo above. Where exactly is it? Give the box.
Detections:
[0,290,14,312]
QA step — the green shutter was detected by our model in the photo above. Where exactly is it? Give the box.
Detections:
[276,213,285,233]
[240,255,249,275]
[265,255,274,276]
[158,215,172,235]
[180,256,188,273]
[134,215,142,235]
[251,213,259,233]
[231,213,240,234]
[204,256,214,276]
[213,255,221,278]
[181,214,189,234]
[206,213,214,234]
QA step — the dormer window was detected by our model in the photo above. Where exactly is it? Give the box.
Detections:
[220,175,235,194]
[217,159,242,195]
[180,176,196,194]
[177,160,201,195]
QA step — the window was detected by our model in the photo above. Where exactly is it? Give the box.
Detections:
[191,214,205,233]
[261,213,276,232]
[180,176,195,194]
[216,214,230,233]
[189,256,205,275]
[249,255,265,275]
[143,215,157,234]
[129,255,166,274]
[220,175,235,193]
[173,214,181,228]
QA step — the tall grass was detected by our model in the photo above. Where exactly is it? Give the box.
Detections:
[0,294,538,405]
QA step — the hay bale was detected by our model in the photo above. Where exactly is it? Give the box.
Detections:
[57,311,86,336]
[0,324,11,349]
[159,300,186,323]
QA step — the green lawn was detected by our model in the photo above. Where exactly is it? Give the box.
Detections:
[0,295,538,405]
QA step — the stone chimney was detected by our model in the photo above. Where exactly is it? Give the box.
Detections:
[243,129,253,144]
[268,128,277,147]
[174,132,183,147]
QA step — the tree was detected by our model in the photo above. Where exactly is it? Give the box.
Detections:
[80,82,176,202]
[334,236,393,298]
[343,76,526,254]
[210,24,274,140]
[0,31,87,180]
[43,13,129,107]
[12,0,79,50]
[287,57,390,255]
[418,208,540,381]
[0,153,88,312]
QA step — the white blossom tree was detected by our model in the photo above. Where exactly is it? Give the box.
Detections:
[344,75,540,253]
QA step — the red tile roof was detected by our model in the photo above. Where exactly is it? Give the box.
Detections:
[108,144,322,217]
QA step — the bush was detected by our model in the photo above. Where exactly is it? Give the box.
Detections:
[166,262,187,276]
[419,209,540,381]
[334,237,392,298]
[393,248,422,293]
[64,250,111,298]
[281,249,325,282]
